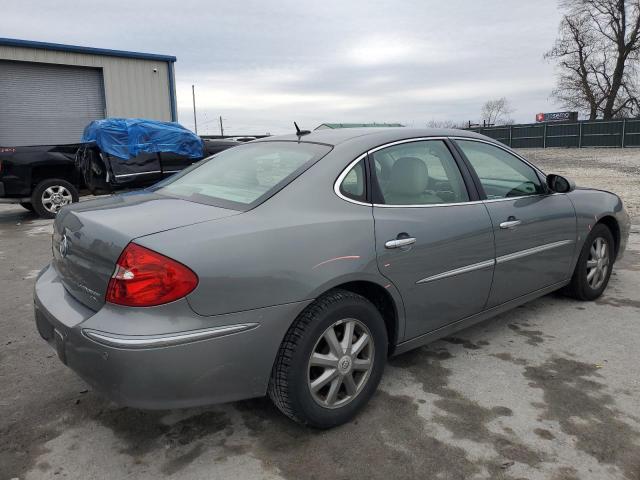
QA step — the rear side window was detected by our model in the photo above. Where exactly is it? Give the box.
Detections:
[156,142,331,209]
[456,140,545,199]
[339,159,366,202]
[371,140,469,205]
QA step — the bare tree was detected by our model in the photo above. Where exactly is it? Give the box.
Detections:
[546,0,640,119]
[480,98,515,125]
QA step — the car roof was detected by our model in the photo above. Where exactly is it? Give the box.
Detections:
[256,127,491,147]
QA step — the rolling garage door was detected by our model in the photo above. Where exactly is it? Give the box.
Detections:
[0,60,105,146]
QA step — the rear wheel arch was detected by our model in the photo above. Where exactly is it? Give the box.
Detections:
[31,164,78,188]
[319,280,400,355]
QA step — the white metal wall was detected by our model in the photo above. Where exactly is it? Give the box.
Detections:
[0,45,173,124]
[0,60,106,145]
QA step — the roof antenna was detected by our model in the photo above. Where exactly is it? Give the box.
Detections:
[294,121,311,136]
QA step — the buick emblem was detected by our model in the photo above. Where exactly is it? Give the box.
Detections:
[338,355,352,374]
[59,234,69,258]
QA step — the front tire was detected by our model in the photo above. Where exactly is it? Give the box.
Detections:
[268,289,388,428]
[566,223,614,300]
[31,179,79,219]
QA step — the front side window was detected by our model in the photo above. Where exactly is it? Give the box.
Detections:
[371,140,469,205]
[456,140,545,199]
[156,141,331,209]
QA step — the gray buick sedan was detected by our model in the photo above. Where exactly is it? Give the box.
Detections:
[34,128,630,428]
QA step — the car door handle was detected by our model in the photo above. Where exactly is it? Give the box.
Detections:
[385,237,416,249]
[500,220,522,229]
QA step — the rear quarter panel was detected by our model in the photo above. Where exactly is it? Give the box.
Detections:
[135,144,405,326]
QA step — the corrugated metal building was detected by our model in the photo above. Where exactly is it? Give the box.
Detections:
[0,38,177,146]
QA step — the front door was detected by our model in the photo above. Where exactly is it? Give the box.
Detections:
[454,139,577,307]
[369,139,495,340]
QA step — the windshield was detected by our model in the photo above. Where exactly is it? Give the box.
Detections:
[155,141,331,209]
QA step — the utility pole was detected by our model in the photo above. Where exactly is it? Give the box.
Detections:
[219,115,224,136]
[192,85,198,134]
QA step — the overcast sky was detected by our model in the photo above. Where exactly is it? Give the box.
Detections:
[4,0,564,134]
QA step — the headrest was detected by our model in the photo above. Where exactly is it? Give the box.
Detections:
[388,157,428,196]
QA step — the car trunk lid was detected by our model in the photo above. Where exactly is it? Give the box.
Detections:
[52,191,238,311]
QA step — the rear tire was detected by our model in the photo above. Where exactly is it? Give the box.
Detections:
[565,223,614,301]
[268,289,388,428]
[31,179,79,219]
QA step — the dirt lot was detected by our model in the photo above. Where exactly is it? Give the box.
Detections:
[517,148,640,218]
[1,148,639,480]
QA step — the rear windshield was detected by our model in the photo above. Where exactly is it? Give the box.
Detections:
[154,141,331,210]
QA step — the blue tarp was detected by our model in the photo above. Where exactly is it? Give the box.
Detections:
[81,118,203,160]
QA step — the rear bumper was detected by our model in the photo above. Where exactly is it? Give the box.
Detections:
[0,176,31,198]
[34,264,310,409]
[0,181,30,202]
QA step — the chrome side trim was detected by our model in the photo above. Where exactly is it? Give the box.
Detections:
[482,193,562,204]
[373,200,484,208]
[82,323,259,349]
[414,239,575,284]
[496,240,574,264]
[416,259,495,284]
[367,136,450,154]
[114,171,162,178]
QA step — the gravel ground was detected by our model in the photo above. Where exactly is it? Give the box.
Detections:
[516,148,640,218]
[1,148,639,480]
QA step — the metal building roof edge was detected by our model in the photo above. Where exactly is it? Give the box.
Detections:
[0,37,177,63]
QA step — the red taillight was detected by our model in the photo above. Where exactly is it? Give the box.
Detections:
[106,243,198,307]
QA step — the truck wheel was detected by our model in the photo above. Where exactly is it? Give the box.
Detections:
[268,289,387,428]
[19,202,35,212]
[31,179,79,219]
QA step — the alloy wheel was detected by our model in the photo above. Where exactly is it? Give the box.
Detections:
[307,318,374,409]
[41,185,73,214]
[586,236,610,290]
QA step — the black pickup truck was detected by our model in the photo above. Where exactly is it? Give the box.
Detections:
[0,139,239,218]
[0,144,81,218]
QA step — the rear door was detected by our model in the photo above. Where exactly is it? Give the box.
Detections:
[158,152,199,178]
[108,152,163,187]
[454,139,577,307]
[367,139,495,340]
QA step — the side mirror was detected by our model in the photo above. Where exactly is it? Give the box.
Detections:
[546,174,575,193]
